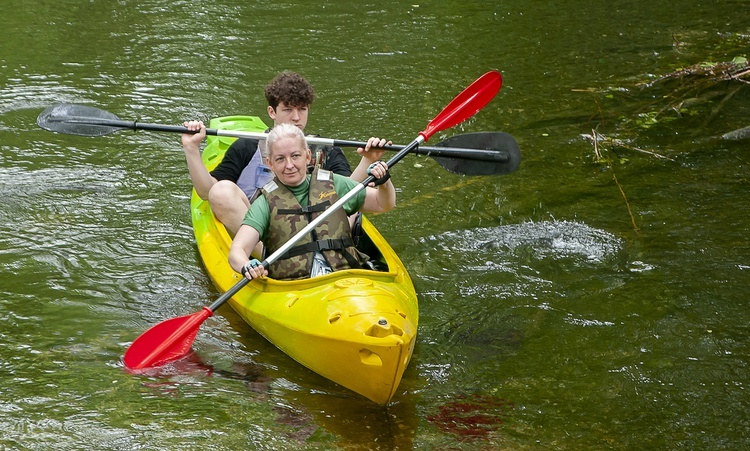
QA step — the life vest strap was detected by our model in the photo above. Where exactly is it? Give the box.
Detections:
[280,236,355,259]
[277,200,331,216]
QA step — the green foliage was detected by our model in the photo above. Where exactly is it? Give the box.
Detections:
[635,110,679,130]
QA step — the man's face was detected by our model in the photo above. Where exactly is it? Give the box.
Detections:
[267,102,309,131]
[266,136,311,187]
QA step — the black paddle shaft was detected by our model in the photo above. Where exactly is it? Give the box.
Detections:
[45,114,511,163]
[37,104,520,169]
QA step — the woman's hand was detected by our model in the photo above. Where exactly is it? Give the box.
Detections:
[241,259,268,280]
[366,160,390,186]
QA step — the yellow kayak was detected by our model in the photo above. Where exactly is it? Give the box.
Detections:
[190,115,418,405]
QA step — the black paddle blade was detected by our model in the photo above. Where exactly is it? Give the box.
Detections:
[433,132,521,176]
[37,104,123,136]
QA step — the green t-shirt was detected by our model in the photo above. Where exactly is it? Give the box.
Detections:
[242,173,366,241]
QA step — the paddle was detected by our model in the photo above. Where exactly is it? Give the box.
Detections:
[123,70,503,370]
[37,103,520,176]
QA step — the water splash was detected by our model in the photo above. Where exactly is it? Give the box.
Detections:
[422,219,623,265]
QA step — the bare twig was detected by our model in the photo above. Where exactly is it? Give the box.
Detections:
[701,83,743,128]
[584,131,674,161]
[617,143,675,161]
[591,129,603,161]
[584,131,641,234]
[611,167,641,233]
[731,68,750,83]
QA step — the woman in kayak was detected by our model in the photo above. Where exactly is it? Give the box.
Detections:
[228,123,395,281]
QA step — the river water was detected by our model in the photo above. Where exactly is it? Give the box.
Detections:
[1,0,749,449]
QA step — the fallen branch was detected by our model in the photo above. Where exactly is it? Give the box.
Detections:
[583,131,675,161]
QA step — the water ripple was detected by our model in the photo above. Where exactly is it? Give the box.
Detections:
[409,220,630,381]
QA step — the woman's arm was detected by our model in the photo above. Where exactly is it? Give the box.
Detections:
[360,161,396,213]
[228,225,267,279]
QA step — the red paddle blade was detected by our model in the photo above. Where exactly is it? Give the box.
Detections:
[123,307,213,370]
[420,70,503,141]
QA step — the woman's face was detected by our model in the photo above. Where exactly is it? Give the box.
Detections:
[267,136,311,187]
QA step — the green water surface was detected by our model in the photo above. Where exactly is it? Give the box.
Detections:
[1,0,749,449]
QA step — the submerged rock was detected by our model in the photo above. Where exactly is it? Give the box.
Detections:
[722,125,750,141]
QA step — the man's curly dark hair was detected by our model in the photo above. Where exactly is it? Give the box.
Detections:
[264,71,315,110]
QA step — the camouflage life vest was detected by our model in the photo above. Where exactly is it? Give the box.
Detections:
[261,168,366,280]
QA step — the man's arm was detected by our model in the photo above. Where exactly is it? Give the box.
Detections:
[181,121,216,200]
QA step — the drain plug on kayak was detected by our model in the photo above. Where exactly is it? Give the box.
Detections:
[366,317,404,339]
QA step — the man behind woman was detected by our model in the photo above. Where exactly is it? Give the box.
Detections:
[181,71,389,235]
